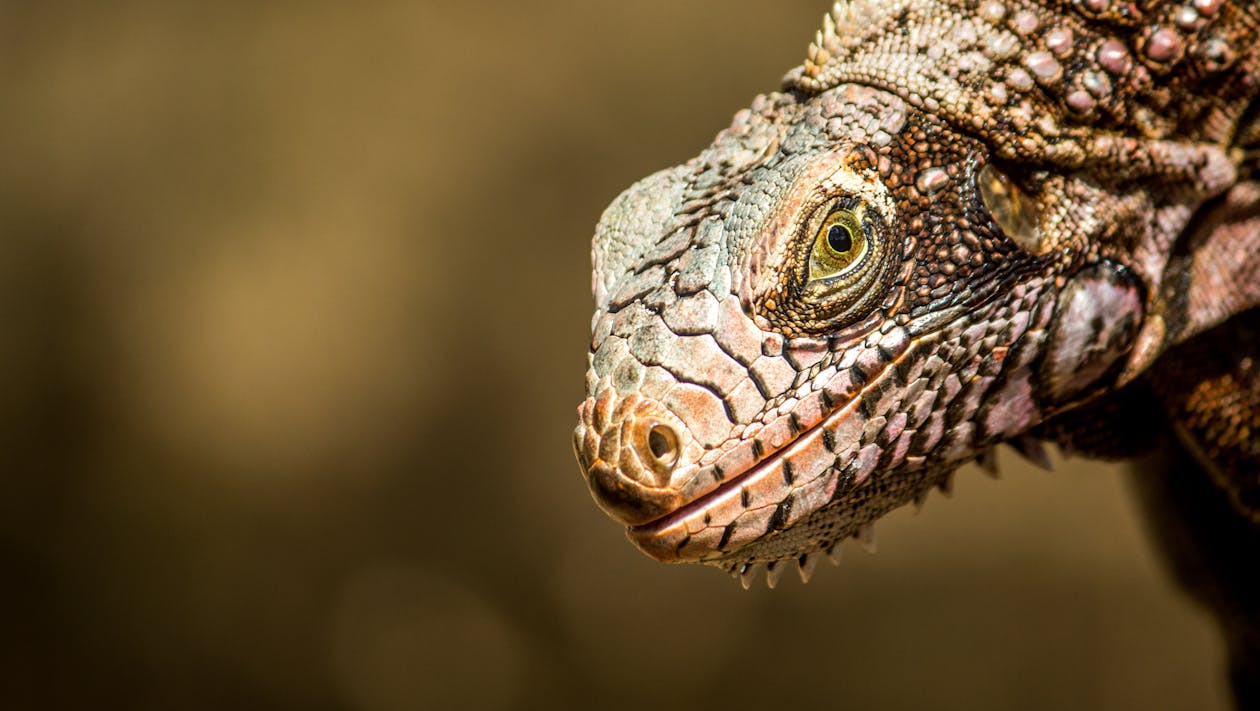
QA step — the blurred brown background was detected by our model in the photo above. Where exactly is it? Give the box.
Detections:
[0,2,1230,709]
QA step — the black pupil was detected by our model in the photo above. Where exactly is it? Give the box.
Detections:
[827,224,852,253]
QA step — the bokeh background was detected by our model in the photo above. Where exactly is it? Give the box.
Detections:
[1,2,1232,709]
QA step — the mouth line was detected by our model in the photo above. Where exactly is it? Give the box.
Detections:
[627,339,920,539]
[628,381,870,537]
[627,426,817,536]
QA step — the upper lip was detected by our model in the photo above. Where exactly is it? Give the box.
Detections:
[628,411,832,535]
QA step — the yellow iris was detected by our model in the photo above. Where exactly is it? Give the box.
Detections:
[808,207,867,282]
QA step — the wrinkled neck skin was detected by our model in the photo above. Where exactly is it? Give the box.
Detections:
[574,0,1257,579]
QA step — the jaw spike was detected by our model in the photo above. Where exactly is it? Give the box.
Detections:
[826,542,843,566]
[855,524,877,553]
[1009,436,1054,471]
[912,487,930,513]
[765,561,786,589]
[738,563,756,590]
[937,471,956,497]
[977,447,1000,478]
[797,553,819,583]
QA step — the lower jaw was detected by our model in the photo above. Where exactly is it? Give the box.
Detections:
[628,460,955,567]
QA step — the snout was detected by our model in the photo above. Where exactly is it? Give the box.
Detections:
[573,388,696,526]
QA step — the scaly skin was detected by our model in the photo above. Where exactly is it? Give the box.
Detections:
[573,0,1260,592]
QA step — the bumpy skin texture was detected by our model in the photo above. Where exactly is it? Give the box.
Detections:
[574,0,1260,589]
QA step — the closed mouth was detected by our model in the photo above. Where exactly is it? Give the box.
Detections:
[629,451,780,536]
[628,396,846,538]
[627,339,912,543]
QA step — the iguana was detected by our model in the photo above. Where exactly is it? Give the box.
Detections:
[574,0,1259,702]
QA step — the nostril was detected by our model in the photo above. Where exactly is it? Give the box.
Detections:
[642,423,681,488]
[578,395,688,524]
[648,424,678,463]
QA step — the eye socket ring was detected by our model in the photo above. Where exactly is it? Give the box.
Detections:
[760,196,897,334]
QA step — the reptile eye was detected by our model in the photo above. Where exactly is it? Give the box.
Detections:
[978,163,1044,254]
[808,207,868,282]
[775,197,895,333]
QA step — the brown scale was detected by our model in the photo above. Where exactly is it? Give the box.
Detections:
[873,112,1030,314]
[797,0,1260,168]
[1043,305,1260,521]
[1039,1,1259,140]
[1153,308,1260,521]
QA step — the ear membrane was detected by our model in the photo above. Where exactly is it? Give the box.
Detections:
[977,163,1047,255]
[1039,261,1144,405]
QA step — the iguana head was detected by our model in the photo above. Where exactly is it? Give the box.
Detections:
[574,0,1253,585]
